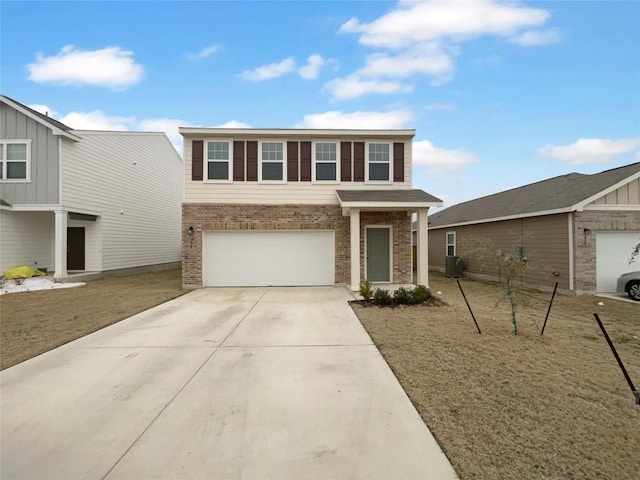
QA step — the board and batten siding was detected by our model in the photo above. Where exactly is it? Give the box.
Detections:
[61,132,183,271]
[0,210,54,272]
[0,102,59,205]
[428,214,570,290]
[183,138,413,204]
[590,178,640,205]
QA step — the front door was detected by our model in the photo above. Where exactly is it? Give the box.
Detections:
[366,227,391,282]
[67,227,85,271]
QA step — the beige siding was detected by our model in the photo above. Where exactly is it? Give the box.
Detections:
[428,214,570,290]
[183,138,413,204]
[61,132,183,271]
[591,178,640,205]
[0,210,53,272]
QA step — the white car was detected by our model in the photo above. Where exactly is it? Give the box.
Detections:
[616,271,640,301]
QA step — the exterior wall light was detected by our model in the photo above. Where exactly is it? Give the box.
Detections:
[187,226,194,236]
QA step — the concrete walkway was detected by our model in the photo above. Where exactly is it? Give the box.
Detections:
[1,287,458,480]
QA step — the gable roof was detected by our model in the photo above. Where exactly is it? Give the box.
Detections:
[1,94,80,141]
[429,162,640,228]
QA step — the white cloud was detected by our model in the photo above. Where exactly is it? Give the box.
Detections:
[331,0,558,98]
[214,120,252,128]
[27,104,58,117]
[296,109,413,129]
[239,57,295,81]
[299,54,326,80]
[27,45,143,89]
[325,75,412,100]
[510,29,561,46]
[138,118,188,148]
[59,110,136,131]
[340,0,550,48]
[539,137,640,164]
[412,139,477,177]
[187,44,221,61]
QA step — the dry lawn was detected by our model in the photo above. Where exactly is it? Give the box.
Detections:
[0,269,185,369]
[353,273,640,480]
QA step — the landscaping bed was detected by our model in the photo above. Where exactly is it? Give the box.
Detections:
[352,272,640,480]
[0,269,185,369]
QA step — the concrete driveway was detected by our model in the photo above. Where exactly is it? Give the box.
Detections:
[1,287,457,480]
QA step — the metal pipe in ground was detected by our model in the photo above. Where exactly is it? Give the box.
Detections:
[540,282,558,336]
[456,279,481,334]
[593,313,640,405]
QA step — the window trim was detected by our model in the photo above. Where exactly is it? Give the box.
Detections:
[311,140,340,184]
[0,139,32,183]
[446,231,457,257]
[258,140,287,184]
[203,139,233,183]
[364,141,393,184]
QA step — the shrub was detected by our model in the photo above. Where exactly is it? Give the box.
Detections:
[393,287,413,305]
[359,279,374,300]
[373,288,393,305]
[412,285,431,304]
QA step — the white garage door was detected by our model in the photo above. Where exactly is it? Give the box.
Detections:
[204,231,334,287]
[596,231,640,292]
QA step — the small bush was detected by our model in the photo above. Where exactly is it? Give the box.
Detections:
[373,288,393,305]
[412,285,431,304]
[359,279,374,300]
[393,287,414,305]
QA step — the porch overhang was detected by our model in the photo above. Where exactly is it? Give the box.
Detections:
[336,189,442,291]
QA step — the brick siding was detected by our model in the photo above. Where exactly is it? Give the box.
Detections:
[182,204,412,288]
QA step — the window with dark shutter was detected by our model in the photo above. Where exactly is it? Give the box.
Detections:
[287,141,299,181]
[246,141,258,181]
[300,141,311,181]
[233,141,245,181]
[192,140,203,181]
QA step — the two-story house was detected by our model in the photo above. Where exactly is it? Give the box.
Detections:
[0,95,183,279]
[180,128,442,290]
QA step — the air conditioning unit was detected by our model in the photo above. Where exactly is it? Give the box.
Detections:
[445,256,463,278]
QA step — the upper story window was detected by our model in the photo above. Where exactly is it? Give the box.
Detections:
[446,231,456,256]
[206,141,231,181]
[0,140,31,182]
[313,142,338,182]
[367,142,391,182]
[259,141,285,182]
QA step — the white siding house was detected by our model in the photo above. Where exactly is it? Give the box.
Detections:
[0,95,183,279]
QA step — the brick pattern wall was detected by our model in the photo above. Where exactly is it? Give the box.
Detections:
[360,211,412,284]
[182,204,412,288]
[574,211,640,292]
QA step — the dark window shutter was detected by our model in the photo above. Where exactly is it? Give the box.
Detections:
[192,140,203,181]
[233,141,245,181]
[287,141,299,181]
[354,142,365,181]
[246,141,258,181]
[300,141,311,181]
[340,142,352,182]
[393,142,404,182]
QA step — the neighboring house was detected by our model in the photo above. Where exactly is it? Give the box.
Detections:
[0,95,183,279]
[179,127,442,290]
[426,162,640,294]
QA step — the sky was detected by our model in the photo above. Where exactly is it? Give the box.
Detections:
[1,0,639,209]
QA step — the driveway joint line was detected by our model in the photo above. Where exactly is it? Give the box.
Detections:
[100,287,269,480]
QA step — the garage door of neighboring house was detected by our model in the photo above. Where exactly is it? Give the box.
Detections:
[203,231,334,287]
[595,231,640,292]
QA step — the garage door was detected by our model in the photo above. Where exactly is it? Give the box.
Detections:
[204,231,334,287]
[596,231,640,292]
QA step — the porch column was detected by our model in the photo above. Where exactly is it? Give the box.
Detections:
[54,210,68,280]
[350,208,361,290]
[416,208,429,286]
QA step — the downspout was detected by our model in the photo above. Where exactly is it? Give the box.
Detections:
[568,212,574,291]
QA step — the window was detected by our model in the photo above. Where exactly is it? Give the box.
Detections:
[206,141,231,181]
[314,142,337,181]
[260,141,285,181]
[0,141,30,181]
[446,232,456,256]
[367,143,391,181]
